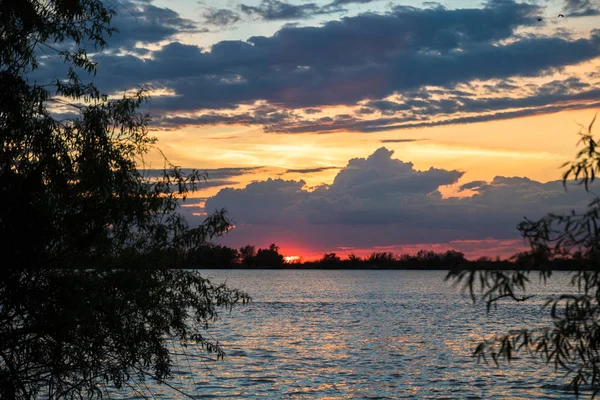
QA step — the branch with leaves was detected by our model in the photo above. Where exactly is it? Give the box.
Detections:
[447,116,600,397]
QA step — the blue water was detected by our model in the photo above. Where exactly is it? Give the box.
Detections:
[110,270,577,399]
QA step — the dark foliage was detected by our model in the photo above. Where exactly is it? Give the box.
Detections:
[320,252,342,265]
[239,244,257,267]
[253,243,285,268]
[186,244,241,267]
[0,1,248,398]
[185,243,595,270]
[447,118,600,398]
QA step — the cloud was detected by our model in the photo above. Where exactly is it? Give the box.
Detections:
[195,179,241,189]
[37,0,600,133]
[303,108,322,114]
[207,135,243,140]
[329,0,376,5]
[458,180,488,191]
[240,0,335,20]
[86,0,547,97]
[284,166,340,174]
[353,97,600,132]
[153,77,600,133]
[380,139,426,143]
[143,167,263,180]
[202,8,241,26]
[204,167,264,179]
[239,0,377,21]
[108,1,201,49]
[155,108,297,129]
[205,178,309,224]
[151,75,600,133]
[563,0,600,17]
[329,147,463,196]
[201,148,595,252]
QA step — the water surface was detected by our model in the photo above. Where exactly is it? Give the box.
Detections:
[114,270,577,399]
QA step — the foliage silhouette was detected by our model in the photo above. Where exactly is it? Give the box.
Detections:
[447,118,600,398]
[254,243,285,268]
[184,242,595,269]
[0,1,248,398]
[320,253,342,265]
[239,244,257,267]
[186,243,241,267]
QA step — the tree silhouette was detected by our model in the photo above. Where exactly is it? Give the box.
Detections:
[448,117,600,397]
[0,1,248,398]
[239,245,257,267]
[319,252,342,267]
[253,243,285,268]
[347,253,362,263]
[186,244,241,267]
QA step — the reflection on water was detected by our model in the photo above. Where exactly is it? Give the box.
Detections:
[110,270,576,399]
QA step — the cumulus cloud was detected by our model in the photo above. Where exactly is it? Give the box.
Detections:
[201,148,595,252]
[206,178,309,224]
[329,148,462,196]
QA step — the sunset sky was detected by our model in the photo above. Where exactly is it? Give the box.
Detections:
[42,0,600,259]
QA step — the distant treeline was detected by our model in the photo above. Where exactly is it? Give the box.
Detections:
[183,243,593,270]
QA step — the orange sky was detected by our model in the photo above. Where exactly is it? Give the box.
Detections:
[152,107,599,197]
[77,0,600,260]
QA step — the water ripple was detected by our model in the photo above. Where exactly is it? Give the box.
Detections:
[111,270,578,399]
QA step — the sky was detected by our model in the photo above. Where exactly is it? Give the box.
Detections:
[41,0,600,259]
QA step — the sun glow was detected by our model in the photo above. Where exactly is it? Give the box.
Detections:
[284,256,300,264]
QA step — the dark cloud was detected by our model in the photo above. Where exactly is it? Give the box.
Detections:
[365,100,412,115]
[143,167,263,180]
[207,135,243,140]
[83,1,548,97]
[160,77,599,133]
[284,166,340,173]
[239,0,377,21]
[202,8,241,26]
[303,108,322,114]
[202,148,594,251]
[108,1,201,49]
[458,180,488,191]
[204,167,264,180]
[357,108,376,115]
[240,0,335,20]
[380,139,426,143]
[355,98,600,132]
[205,178,309,224]
[155,109,297,129]
[38,1,600,132]
[329,0,376,6]
[422,1,445,9]
[329,148,463,197]
[563,0,600,17]
[196,179,241,188]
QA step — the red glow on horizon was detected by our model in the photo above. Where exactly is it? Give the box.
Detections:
[276,238,529,262]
